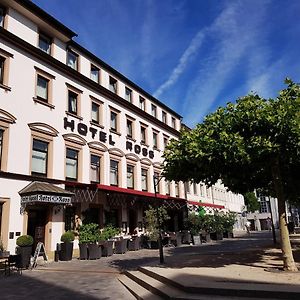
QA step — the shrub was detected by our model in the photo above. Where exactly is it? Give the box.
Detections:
[78,223,100,244]
[16,235,34,247]
[99,225,119,241]
[61,231,75,243]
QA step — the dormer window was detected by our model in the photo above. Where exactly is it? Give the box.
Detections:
[67,49,78,70]
[38,33,51,54]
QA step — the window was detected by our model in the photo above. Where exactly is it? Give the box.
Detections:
[163,137,168,148]
[139,96,145,111]
[31,139,48,176]
[154,171,160,193]
[0,6,5,27]
[141,168,148,191]
[127,164,134,189]
[153,132,158,148]
[0,129,3,170]
[36,75,49,101]
[91,102,100,124]
[68,90,78,115]
[200,184,205,197]
[151,104,157,117]
[38,33,51,54]
[91,64,99,83]
[66,148,78,181]
[141,126,146,144]
[185,182,190,194]
[125,87,132,102]
[175,182,179,197]
[171,117,176,129]
[127,119,133,138]
[109,76,117,93]
[165,180,170,195]
[67,49,78,70]
[110,159,119,186]
[260,198,268,213]
[110,111,118,132]
[193,182,198,195]
[90,154,100,183]
[162,111,167,123]
[0,56,4,84]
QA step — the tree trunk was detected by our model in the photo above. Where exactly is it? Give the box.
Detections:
[272,159,298,271]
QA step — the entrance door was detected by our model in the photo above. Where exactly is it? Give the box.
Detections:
[128,209,137,234]
[27,207,48,250]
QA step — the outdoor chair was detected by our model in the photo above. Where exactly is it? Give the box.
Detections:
[5,254,22,276]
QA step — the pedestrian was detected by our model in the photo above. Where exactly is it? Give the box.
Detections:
[266,217,272,231]
[245,220,251,234]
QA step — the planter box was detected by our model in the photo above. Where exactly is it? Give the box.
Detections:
[79,243,88,260]
[182,232,192,244]
[16,246,32,268]
[210,232,223,240]
[192,235,201,245]
[88,243,101,260]
[59,242,73,261]
[201,233,211,243]
[115,239,127,254]
[101,241,113,256]
[223,231,234,238]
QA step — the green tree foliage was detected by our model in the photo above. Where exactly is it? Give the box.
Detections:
[163,79,300,271]
[244,192,260,212]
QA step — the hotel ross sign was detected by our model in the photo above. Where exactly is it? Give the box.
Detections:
[21,194,72,204]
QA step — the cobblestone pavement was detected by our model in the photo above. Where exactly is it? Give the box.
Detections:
[1,231,299,299]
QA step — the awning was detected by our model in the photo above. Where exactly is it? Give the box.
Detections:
[187,200,224,209]
[19,181,74,205]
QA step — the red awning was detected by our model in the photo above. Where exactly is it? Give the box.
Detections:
[187,200,224,209]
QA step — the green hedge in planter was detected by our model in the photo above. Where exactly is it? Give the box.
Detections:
[79,223,100,244]
[99,225,119,241]
[16,235,34,247]
[61,231,75,243]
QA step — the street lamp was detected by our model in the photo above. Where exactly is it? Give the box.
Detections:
[153,174,165,264]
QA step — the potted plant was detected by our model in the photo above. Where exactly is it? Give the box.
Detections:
[223,212,236,238]
[16,234,33,268]
[99,225,119,256]
[186,213,202,245]
[0,238,10,258]
[79,223,100,260]
[59,231,75,261]
[210,213,224,240]
[145,206,170,249]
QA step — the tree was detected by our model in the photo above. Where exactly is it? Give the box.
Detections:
[244,192,260,212]
[163,79,300,271]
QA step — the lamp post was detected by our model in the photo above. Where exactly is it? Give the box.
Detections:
[153,174,165,264]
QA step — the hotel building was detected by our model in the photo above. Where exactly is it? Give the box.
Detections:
[0,0,244,256]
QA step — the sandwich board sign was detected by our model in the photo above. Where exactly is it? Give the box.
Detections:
[31,242,47,269]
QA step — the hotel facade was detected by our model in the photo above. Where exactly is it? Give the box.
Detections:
[0,0,244,256]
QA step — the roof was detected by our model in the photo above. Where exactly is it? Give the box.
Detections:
[19,181,74,196]
[15,0,77,38]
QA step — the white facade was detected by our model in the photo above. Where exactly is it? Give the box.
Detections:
[0,0,244,255]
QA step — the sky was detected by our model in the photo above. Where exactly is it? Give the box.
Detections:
[33,0,300,127]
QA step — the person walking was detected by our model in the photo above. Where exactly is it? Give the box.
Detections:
[245,220,251,234]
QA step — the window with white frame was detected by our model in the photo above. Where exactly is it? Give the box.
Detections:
[162,111,167,123]
[141,126,146,144]
[175,182,179,197]
[110,159,119,186]
[163,136,169,148]
[127,119,133,138]
[154,171,160,193]
[91,64,99,83]
[109,76,117,93]
[141,168,148,191]
[127,164,134,189]
[68,90,78,115]
[153,131,158,148]
[110,111,118,132]
[185,182,190,194]
[67,49,78,70]
[0,129,4,170]
[125,87,132,102]
[171,117,176,129]
[193,182,197,195]
[38,33,51,54]
[31,139,48,176]
[91,102,100,124]
[165,180,170,195]
[36,74,49,101]
[0,56,5,84]
[66,148,78,181]
[139,96,145,111]
[200,184,205,197]
[90,154,100,183]
[151,104,157,118]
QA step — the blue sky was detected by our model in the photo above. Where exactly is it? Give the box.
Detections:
[33,0,300,127]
